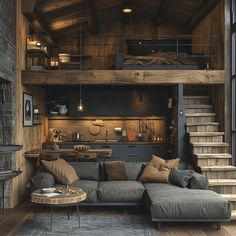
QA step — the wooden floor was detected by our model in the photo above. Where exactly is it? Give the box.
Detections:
[0,202,236,236]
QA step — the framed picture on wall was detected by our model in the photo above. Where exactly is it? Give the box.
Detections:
[23,92,33,127]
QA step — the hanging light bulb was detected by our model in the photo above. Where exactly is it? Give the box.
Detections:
[77,85,85,112]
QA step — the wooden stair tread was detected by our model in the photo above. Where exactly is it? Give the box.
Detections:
[185,113,216,117]
[186,122,220,126]
[184,96,209,99]
[184,105,213,108]
[231,210,236,220]
[191,142,228,147]
[201,166,236,171]
[195,153,231,159]
[189,132,224,136]
[221,194,236,201]
[209,179,236,186]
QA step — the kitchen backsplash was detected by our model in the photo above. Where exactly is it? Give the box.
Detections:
[47,117,164,143]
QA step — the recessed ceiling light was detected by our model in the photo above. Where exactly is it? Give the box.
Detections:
[122,8,132,13]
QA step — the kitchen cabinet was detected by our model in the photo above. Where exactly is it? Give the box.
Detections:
[92,144,165,162]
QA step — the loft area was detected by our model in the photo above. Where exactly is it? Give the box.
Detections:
[23,0,224,71]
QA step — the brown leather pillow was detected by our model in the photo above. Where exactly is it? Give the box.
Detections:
[41,158,79,185]
[139,165,170,183]
[105,161,129,181]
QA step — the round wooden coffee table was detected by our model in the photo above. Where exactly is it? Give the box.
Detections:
[31,187,86,232]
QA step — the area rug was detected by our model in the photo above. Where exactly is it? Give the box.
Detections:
[16,214,158,236]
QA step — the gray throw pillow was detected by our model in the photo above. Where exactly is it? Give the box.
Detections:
[169,168,194,188]
[189,172,208,190]
[31,172,55,190]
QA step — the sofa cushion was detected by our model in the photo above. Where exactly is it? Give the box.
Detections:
[189,172,209,190]
[70,180,98,202]
[144,183,231,220]
[105,161,128,181]
[124,162,144,181]
[41,158,79,185]
[169,168,194,188]
[98,181,145,202]
[69,162,99,181]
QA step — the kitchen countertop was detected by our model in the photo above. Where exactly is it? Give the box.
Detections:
[43,141,165,145]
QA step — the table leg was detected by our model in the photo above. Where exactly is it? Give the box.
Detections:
[2,181,4,215]
[76,204,80,229]
[33,206,37,229]
[67,207,70,220]
[50,206,53,232]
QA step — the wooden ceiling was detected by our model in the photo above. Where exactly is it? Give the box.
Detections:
[22,0,221,43]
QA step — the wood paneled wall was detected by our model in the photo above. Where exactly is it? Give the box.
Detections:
[12,1,46,208]
[56,18,184,70]
[192,1,225,69]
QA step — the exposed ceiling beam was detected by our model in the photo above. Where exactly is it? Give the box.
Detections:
[85,0,98,34]
[156,0,170,26]
[44,2,86,21]
[22,0,55,45]
[186,0,220,32]
[52,23,88,37]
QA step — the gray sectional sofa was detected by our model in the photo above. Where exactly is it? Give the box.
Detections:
[34,161,231,229]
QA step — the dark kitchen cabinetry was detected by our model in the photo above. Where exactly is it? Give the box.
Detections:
[88,143,164,162]
[45,86,171,117]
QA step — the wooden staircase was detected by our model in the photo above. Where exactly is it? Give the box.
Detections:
[184,96,235,220]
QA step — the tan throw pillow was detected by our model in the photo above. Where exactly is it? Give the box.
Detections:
[150,155,166,170]
[161,158,180,171]
[139,165,170,183]
[41,158,79,185]
[138,156,180,183]
[105,161,129,181]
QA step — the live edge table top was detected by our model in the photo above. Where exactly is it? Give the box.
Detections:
[31,187,87,206]
[24,148,112,159]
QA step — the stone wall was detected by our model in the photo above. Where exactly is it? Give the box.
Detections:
[0,0,16,208]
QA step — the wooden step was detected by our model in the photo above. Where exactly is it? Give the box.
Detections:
[221,194,236,211]
[231,210,236,220]
[185,113,216,123]
[202,166,236,179]
[189,132,224,143]
[192,142,229,154]
[184,96,210,105]
[185,105,213,113]
[208,179,236,194]
[186,122,220,132]
[195,153,231,166]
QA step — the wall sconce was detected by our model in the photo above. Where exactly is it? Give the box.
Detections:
[77,85,85,112]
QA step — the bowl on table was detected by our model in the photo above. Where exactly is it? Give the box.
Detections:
[74,145,90,152]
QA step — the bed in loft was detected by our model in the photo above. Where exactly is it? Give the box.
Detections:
[115,52,205,70]
[114,38,205,70]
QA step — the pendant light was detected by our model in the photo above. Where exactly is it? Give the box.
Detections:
[77,84,85,112]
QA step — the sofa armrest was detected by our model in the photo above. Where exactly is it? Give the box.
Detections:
[189,172,208,190]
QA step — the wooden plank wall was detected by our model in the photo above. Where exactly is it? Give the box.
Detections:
[56,18,183,70]
[12,0,46,207]
[192,0,225,70]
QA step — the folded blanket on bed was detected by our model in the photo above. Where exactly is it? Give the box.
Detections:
[124,52,196,65]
